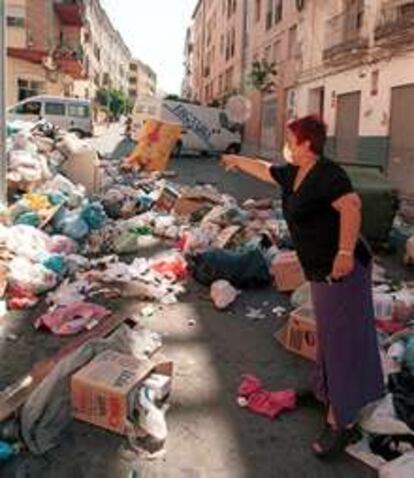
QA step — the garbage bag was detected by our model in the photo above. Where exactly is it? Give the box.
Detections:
[190,247,271,288]
[42,254,67,277]
[48,235,78,255]
[80,202,107,231]
[8,257,58,294]
[56,211,90,241]
[15,212,41,227]
[6,225,52,262]
[389,368,414,431]
[36,301,110,336]
[210,280,239,309]
[403,336,414,374]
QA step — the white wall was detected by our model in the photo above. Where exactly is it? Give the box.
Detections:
[297,51,414,138]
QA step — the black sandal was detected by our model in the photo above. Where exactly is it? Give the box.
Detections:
[312,425,361,459]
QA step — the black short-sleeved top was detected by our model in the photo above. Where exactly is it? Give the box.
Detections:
[270,157,371,282]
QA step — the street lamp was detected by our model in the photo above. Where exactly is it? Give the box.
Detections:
[0,1,7,205]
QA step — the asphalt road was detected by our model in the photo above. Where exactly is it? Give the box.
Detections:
[1,125,382,478]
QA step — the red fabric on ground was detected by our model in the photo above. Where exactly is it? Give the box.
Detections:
[237,374,296,419]
[375,319,406,334]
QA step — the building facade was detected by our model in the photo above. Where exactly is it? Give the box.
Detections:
[73,0,131,100]
[243,0,301,156]
[6,0,85,105]
[296,0,414,211]
[128,59,157,103]
[6,0,134,107]
[185,0,302,155]
[185,0,414,207]
[182,26,194,99]
[187,0,246,105]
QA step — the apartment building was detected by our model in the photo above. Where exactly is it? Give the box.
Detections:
[243,0,302,156]
[296,0,414,210]
[182,26,194,99]
[6,0,86,105]
[128,59,157,103]
[186,0,302,156]
[73,0,131,99]
[188,0,246,105]
[6,0,132,107]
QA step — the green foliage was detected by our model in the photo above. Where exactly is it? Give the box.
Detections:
[247,60,278,93]
[95,88,129,118]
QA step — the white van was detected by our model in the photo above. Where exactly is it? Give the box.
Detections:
[7,96,94,137]
[130,96,242,156]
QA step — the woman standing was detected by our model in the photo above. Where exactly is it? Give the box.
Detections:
[221,116,384,458]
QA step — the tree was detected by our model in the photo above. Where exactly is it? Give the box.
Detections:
[247,60,278,93]
[95,88,129,119]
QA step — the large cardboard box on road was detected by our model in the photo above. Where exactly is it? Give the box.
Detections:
[271,251,306,293]
[275,306,317,361]
[71,350,173,436]
[58,134,103,195]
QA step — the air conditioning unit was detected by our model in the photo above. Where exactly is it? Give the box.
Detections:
[42,55,57,71]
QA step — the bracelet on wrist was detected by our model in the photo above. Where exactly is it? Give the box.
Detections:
[338,249,353,257]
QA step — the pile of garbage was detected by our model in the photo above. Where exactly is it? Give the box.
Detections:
[0,119,414,472]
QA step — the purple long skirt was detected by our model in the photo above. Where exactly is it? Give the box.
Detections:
[310,261,384,426]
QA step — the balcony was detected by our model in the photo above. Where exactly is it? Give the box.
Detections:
[53,45,86,80]
[323,3,369,63]
[54,0,83,27]
[375,0,414,45]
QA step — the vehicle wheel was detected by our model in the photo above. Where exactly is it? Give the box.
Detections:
[225,143,241,154]
[172,141,183,158]
[70,129,85,139]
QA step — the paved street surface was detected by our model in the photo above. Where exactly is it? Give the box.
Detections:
[1,125,384,478]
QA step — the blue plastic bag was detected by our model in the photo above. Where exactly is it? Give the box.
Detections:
[81,202,107,230]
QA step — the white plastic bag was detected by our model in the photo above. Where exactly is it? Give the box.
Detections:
[210,280,239,310]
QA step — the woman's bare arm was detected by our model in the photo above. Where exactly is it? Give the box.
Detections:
[333,193,362,255]
[221,154,277,185]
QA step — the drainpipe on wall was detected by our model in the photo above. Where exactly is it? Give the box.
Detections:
[240,0,248,94]
[0,0,7,206]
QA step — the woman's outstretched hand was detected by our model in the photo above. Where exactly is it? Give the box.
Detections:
[220,154,240,172]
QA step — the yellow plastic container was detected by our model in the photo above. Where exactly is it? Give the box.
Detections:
[124,119,182,172]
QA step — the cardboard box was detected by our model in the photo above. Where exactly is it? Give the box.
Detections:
[71,350,173,436]
[275,306,317,361]
[155,185,180,213]
[271,251,306,292]
[174,197,212,217]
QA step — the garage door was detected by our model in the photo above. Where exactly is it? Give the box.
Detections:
[335,91,361,163]
[389,84,414,212]
[260,96,278,156]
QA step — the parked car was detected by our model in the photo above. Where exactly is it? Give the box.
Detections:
[7,96,94,138]
[130,96,242,156]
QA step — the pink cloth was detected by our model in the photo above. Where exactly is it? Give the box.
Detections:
[35,301,110,336]
[238,374,296,419]
[375,319,406,334]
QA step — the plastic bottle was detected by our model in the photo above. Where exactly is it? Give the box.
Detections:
[137,386,168,442]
